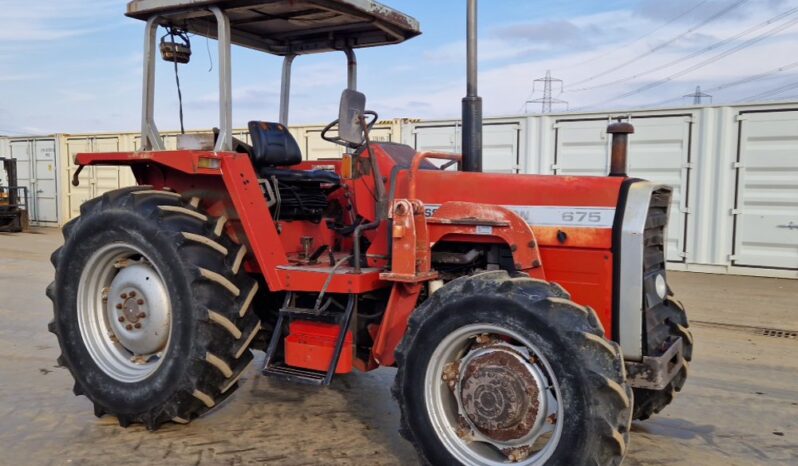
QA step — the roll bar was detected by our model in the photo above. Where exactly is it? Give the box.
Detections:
[141,8,359,144]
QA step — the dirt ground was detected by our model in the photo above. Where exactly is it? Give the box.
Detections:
[0,228,796,465]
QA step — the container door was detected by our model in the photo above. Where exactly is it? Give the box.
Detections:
[627,116,692,262]
[733,110,798,270]
[32,139,58,223]
[554,116,692,262]
[483,124,521,173]
[66,138,94,220]
[413,125,459,151]
[9,140,34,220]
[92,138,125,197]
[553,119,610,176]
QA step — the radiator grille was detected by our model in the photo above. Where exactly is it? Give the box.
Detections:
[643,188,671,278]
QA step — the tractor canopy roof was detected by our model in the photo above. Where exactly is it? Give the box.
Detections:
[126,0,421,55]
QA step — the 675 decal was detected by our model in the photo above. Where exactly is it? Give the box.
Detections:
[561,211,603,224]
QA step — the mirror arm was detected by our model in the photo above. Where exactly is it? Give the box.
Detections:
[279,54,296,126]
[344,47,357,91]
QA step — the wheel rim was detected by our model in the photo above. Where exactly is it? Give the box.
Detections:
[77,242,172,383]
[424,324,564,465]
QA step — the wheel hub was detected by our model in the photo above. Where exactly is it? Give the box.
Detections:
[454,344,548,446]
[106,263,170,356]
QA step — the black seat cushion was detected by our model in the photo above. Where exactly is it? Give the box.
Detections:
[248,121,302,169]
[259,167,341,186]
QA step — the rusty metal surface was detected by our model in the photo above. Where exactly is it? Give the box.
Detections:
[458,349,542,443]
[626,337,684,390]
[608,122,634,177]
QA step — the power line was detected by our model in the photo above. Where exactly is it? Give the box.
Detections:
[580,13,798,110]
[555,0,710,72]
[525,70,568,113]
[569,6,798,93]
[566,0,751,89]
[740,78,798,102]
[640,60,798,108]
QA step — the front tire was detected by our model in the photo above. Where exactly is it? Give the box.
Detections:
[47,187,261,429]
[393,271,632,465]
[632,296,693,420]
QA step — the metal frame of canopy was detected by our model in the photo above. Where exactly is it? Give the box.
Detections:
[126,0,420,151]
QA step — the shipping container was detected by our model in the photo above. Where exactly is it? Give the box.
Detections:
[402,102,798,278]
[3,105,795,277]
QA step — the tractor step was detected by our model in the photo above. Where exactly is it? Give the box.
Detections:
[262,362,327,385]
[262,294,356,386]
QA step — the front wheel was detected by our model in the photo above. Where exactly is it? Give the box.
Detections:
[393,271,632,465]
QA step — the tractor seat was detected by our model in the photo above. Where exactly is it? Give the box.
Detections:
[248,121,340,185]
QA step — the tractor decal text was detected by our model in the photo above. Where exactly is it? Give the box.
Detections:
[424,205,616,228]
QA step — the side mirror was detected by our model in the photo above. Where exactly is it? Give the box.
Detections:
[338,89,366,146]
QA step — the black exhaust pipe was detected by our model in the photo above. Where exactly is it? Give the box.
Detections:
[462,0,482,172]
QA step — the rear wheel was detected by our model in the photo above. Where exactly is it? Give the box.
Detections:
[47,187,261,429]
[394,271,632,465]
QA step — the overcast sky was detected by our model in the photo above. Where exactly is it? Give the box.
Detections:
[1,0,797,135]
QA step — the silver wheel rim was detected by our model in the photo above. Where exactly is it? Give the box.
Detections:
[77,242,172,383]
[425,324,564,465]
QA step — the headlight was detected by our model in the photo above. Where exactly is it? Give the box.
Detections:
[655,274,668,299]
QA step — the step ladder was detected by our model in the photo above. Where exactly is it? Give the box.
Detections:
[262,293,356,385]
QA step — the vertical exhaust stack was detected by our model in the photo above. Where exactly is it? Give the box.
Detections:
[607,122,634,177]
[462,0,483,172]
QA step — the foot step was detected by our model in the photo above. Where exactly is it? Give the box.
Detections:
[262,294,356,386]
[263,362,326,385]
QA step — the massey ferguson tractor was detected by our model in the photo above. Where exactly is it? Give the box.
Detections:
[48,1,693,464]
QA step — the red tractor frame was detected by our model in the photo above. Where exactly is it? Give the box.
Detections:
[49,1,693,464]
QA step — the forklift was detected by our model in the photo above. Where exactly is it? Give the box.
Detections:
[49,1,692,464]
[0,157,29,232]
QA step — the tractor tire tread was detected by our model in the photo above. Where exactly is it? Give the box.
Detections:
[393,270,632,466]
[632,296,693,420]
[48,188,261,430]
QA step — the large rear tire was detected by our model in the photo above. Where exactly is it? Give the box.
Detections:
[393,271,632,465]
[47,187,261,429]
[632,296,693,420]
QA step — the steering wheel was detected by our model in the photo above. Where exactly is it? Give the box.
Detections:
[321,111,379,148]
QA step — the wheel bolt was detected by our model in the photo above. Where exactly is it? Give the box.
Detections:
[120,293,128,299]
[118,316,125,322]
[138,312,146,319]
[129,291,137,298]
[125,324,133,330]
[115,303,123,310]
[137,299,144,305]
[134,323,142,329]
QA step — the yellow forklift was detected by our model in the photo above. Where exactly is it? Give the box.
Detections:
[0,157,29,232]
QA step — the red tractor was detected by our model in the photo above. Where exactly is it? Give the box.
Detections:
[48,1,692,464]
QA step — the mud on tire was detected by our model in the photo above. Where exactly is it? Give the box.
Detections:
[393,271,633,465]
[47,186,261,429]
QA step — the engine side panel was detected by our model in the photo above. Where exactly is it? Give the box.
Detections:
[538,247,614,339]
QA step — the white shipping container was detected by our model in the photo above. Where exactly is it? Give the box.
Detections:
[8,138,60,225]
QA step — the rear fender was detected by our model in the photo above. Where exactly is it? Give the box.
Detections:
[74,151,288,287]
